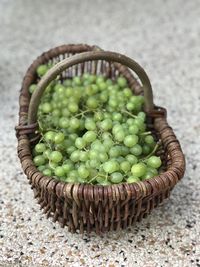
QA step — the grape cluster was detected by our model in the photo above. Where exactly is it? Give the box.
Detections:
[30,64,162,185]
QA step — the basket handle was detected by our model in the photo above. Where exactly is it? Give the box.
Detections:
[28,50,154,125]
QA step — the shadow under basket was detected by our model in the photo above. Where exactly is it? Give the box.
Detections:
[16,44,185,234]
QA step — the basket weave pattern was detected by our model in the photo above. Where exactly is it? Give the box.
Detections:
[16,44,185,234]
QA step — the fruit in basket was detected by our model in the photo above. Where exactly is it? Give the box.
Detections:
[29,67,162,185]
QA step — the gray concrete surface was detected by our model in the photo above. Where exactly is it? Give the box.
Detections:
[0,0,200,266]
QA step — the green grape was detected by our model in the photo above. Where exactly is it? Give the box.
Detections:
[63,79,72,87]
[103,138,114,149]
[114,130,125,142]
[33,155,46,166]
[103,160,119,173]
[96,176,105,184]
[108,98,118,108]
[62,99,68,107]
[142,144,151,155]
[69,170,78,178]
[130,95,138,104]
[73,76,82,86]
[65,87,73,97]
[69,133,78,141]
[127,118,135,126]
[123,88,132,97]
[120,161,131,173]
[37,165,46,172]
[100,91,108,103]
[66,146,76,154]
[52,109,61,117]
[130,144,142,156]
[125,154,138,164]
[147,167,158,175]
[70,117,80,129]
[43,149,51,160]
[79,151,88,162]
[106,78,113,86]
[86,96,98,109]
[117,77,127,88]
[133,118,144,130]
[43,169,52,176]
[124,135,139,147]
[68,102,79,113]
[37,64,48,77]
[120,146,129,156]
[101,132,111,140]
[98,82,107,91]
[63,162,73,174]
[138,112,146,121]
[48,162,58,170]
[99,180,111,186]
[83,131,97,143]
[94,111,104,121]
[104,112,112,119]
[59,117,69,128]
[35,143,46,154]
[83,73,90,80]
[147,156,162,168]
[78,165,89,179]
[112,112,122,122]
[42,103,52,113]
[29,84,37,94]
[91,84,99,93]
[70,150,80,162]
[129,125,139,134]
[96,76,104,84]
[85,118,96,131]
[112,124,123,135]
[88,74,96,83]
[99,152,108,162]
[109,146,120,158]
[110,172,123,183]
[89,149,99,160]
[144,135,154,145]
[127,176,140,183]
[143,171,155,180]
[116,156,125,163]
[75,137,86,149]
[49,151,63,163]
[54,166,65,177]
[66,176,77,183]
[91,140,102,151]
[100,119,112,131]
[89,159,101,168]
[126,102,135,111]
[131,163,146,177]
[44,131,56,142]
[79,119,85,130]
[54,132,65,144]
[55,84,65,93]
[62,108,70,117]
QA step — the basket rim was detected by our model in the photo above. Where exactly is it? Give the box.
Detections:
[16,43,185,202]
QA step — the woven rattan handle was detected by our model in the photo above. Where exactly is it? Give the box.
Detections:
[28,51,154,124]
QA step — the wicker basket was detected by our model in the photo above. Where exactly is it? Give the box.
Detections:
[16,44,185,234]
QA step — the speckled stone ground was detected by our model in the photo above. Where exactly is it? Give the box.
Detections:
[0,0,200,266]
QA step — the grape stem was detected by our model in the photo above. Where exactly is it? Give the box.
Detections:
[49,161,56,170]
[139,131,152,136]
[75,109,94,117]
[88,175,98,184]
[142,140,162,161]
[122,110,137,118]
